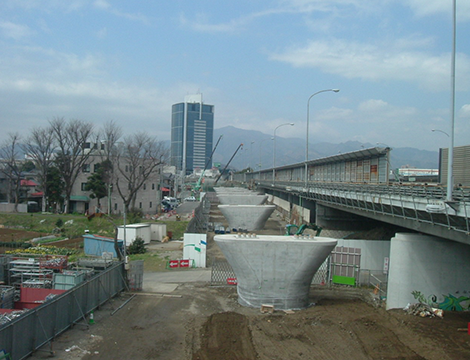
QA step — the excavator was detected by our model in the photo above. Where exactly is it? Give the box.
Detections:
[285,223,322,237]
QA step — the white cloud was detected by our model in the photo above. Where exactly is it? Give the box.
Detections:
[3,0,89,12]
[460,104,470,118]
[179,12,249,33]
[270,38,470,91]
[0,21,33,39]
[358,99,390,112]
[93,0,110,10]
[405,0,470,20]
[178,1,387,34]
[0,44,210,144]
[96,27,107,39]
[91,1,149,25]
[281,0,390,14]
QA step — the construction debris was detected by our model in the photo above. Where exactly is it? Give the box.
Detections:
[0,310,26,325]
[404,303,444,318]
[260,304,274,314]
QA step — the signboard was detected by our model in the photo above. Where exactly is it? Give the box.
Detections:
[383,257,389,274]
[227,278,238,285]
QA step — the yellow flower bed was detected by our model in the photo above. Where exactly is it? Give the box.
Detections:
[6,245,78,256]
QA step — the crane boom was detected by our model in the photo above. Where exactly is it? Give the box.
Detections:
[194,135,223,192]
[214,143,243,185]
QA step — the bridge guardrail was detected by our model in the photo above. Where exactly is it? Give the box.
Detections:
[256,180,470,239]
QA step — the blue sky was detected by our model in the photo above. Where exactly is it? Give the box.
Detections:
[1,0,469,152]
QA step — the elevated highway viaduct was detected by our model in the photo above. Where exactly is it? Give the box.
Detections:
[228,146,470,310]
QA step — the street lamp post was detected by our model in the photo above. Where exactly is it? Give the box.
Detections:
[273,123,294,183]
[249,141,255,170]
[447,0,456,202]
[305,89,340,187]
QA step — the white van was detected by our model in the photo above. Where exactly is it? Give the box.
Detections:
[162,197,178,208]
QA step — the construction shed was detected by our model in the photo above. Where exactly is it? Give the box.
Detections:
[83,234,123,258]
[117,223,152,246]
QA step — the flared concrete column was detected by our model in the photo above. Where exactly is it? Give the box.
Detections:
[218,205,275,231]
[215,234,337,310]
[218,195,268,205]
[387,233,470,310]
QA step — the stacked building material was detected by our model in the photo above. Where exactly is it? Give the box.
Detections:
[0,286,14,309]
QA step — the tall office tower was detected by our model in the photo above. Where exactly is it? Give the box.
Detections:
[171,94,214,175]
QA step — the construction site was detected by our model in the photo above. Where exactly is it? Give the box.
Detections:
[3,186,470,359]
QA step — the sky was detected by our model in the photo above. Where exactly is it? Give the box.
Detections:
[1,0,469,152]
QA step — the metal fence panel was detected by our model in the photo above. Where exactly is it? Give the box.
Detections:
[210,258,236,286]
[34,300,57,347]
[0,262,125,360]
[311,258,329,285]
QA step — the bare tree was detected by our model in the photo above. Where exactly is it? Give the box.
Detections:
[99,120,122,214]
[22,126,56,212]
[50,117,94,213]
[100,120,123,161]
[0,133,23,211]
[115,132,167,213]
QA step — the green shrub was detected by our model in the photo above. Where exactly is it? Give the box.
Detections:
[127,237,147,255]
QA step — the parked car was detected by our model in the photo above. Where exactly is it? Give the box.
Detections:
[184,196,196,202]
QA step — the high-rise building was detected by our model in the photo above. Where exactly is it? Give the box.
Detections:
[171,94,214,175]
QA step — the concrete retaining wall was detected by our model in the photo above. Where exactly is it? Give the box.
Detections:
[0,203,27,213]
[336,239,390,271]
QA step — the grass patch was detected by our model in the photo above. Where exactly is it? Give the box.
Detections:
[157,220,189,240]
[129,252,169,272]
[0,213,116,238]
[0,213,190,240]
[36,236,67,244]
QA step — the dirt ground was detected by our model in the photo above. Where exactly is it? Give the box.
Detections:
[31,280,470,360]
[0,228,44,243]
[11,204,470,360]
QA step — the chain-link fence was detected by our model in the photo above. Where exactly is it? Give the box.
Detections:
[186,195,211,234]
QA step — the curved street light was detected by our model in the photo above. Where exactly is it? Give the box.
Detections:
[431,129,450,137]
[305,89,340,186]
[273,122,294,183]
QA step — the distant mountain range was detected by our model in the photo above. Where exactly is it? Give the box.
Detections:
[211,126,439,171]
[5,126,438,172]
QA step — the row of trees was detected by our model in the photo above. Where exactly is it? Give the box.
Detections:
[0,117,168,214]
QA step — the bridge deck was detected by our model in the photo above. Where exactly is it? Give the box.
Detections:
[256,180,470,245]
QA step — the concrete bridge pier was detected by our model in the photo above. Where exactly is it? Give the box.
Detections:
[214,234,338,310]
[387,233,470,310]
[218,205,276,231]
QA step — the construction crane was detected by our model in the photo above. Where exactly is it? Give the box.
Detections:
[193,135,223,193]
[214,143,244,185]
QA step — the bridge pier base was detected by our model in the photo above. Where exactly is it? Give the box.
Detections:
[387,233,470,310]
